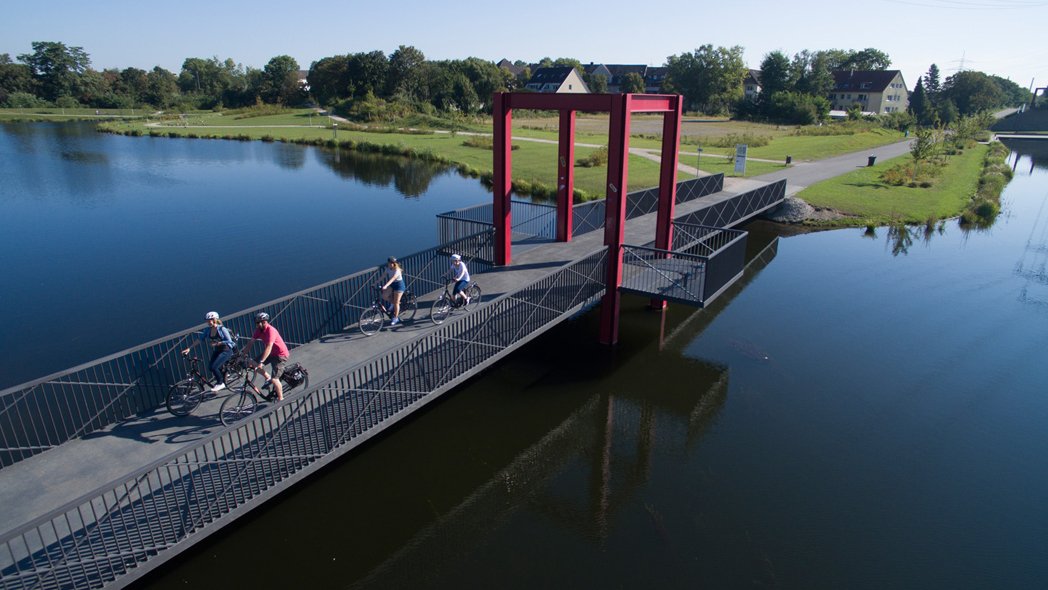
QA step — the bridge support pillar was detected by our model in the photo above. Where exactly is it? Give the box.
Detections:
[650,96,682,310]
[599,95,632,345]
[557,109,576,242]
[493,93,513,265]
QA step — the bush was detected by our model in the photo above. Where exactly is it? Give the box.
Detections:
[3,92,50,108]
[577,145,609,168]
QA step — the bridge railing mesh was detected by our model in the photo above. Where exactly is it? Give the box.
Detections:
[0,249,608,590]
[0,231,494,470]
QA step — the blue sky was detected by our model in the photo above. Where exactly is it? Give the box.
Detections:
[3,0,1046,93]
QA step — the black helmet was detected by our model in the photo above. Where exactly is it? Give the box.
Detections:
[255,312,270,322]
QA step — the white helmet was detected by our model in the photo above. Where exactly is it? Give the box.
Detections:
[205,311,220,321]
[451,254,462,261]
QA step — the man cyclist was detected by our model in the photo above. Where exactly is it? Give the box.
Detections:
[250,312,290,401]
[449,253,470,307]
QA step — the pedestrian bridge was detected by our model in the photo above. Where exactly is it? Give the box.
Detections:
[0,174,784,589]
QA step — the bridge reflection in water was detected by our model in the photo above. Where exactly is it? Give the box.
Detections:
[0,176,783,590]
[350,235,778,589]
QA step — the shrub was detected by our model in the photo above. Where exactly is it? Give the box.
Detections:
[3,92,50,108]
[577,145,609,167]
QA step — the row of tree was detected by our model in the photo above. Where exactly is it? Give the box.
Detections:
[908,64,1028,126]
[1,41,305,110]
[0,41,1031,125]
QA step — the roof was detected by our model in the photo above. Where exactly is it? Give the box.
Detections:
[744,69,761,85]
[497,59,524,76]
[528,66,577,85]
[831,70,902,92]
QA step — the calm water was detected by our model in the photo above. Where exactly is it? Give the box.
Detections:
[0,122,488,388]
[4,123,1048,588]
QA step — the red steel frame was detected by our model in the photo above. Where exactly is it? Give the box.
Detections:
[492,92,682,344]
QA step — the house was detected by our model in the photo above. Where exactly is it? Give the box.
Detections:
[828,70,909,115]
[497,59,525,78]
[584,63,613,90]
[525,66,590,93]
[603,64,647,93]
[644,67,668,94]
[743,69,761,101]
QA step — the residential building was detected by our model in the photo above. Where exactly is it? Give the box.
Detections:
[743,69,761,101]
[525,66,590,93]
[828,70,909,115]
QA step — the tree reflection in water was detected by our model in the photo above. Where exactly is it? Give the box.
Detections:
[318,146,449,198]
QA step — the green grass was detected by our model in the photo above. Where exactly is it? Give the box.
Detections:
[98,108,913,203]
[797,145,988,226]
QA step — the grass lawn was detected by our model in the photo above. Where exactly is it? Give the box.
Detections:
[797,144,988,226]
[98,108,913,201]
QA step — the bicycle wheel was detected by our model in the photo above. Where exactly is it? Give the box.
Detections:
[400,292,418,322]
[166,379,204,417]
[219,390,257,425]
[359,307,385,336]
[466,284,482,311]
[222,356,247,389]
[431,294,452,324]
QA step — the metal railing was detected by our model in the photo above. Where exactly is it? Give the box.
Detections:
[622,226,747,306]
[437,175,726,243]
[0,231,494,470]
[674,178,785,229]
[0,249,609,590]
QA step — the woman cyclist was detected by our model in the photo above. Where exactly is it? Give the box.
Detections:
[380,256,406,326]
[449,254,471,307]
[181,311,236,391]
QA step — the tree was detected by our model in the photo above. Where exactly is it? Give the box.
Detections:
[144,66,179,109]
[18,41,91,102]
[840,48,891,71]
[345,51,388,99]
[387,45,425,100]
[910,127,938,180]
[665,44,745,114]
[260,55,302,104]
[941,70,1005,115]
[989,75,1031,106]
[923,64,941,96]
[621,72,645,94]
[0,53,33,105]
[908,77,934,126]
[757,50,792,114]
[308,55,351,105]
[794,50,834,97]
[585,72,608,93]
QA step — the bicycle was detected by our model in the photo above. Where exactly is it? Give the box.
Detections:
[430,280,481,325]
[359,286,418,336]
[165,347,249,417]
[218,360,310,425]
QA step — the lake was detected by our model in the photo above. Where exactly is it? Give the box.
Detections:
[3,122,1047,588]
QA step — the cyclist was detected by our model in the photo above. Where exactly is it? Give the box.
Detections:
[181,311,236,392]
[250,312,290,401]
[379,256,406,326]
[448,253,471,307]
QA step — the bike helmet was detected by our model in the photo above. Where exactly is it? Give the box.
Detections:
[205,311,220,321]
[255,312,270,322]
[387,256,397,264]
[451,254,462,261]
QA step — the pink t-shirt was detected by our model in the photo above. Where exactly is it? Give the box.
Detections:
[252,324,289,359]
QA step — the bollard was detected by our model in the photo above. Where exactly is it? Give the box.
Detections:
[867,155,876,167]
[785,155,792,165]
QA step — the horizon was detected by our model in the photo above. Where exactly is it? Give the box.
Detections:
[3,0,1045,95]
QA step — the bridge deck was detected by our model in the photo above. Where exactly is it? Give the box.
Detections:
[0,176,778,537]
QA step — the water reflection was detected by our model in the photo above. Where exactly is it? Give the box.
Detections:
[1001,138,1048,172]
[317,147,449,197]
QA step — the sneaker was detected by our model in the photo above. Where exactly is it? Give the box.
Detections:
[390,317,401,326]
[211,383,226,392]
[464,295,471,305]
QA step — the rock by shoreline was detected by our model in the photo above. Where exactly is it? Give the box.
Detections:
[762,196,845,224]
